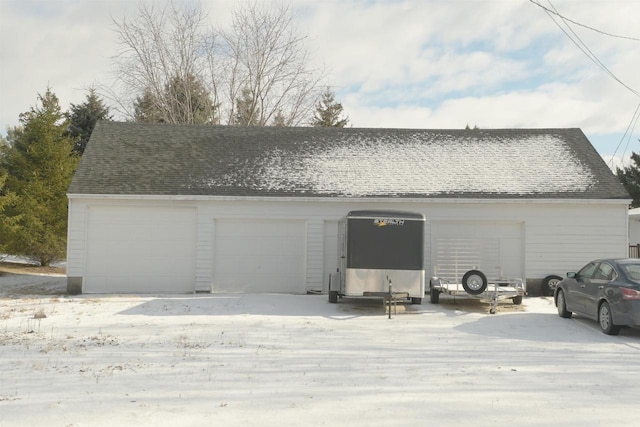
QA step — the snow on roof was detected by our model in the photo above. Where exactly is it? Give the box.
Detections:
[240,133,594,196]
[629,207,640,216]
[69,122,628,200]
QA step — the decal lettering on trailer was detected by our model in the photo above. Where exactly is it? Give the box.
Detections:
[373,218,405,227]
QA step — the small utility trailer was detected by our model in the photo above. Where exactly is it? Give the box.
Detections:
[428,237,526,314]
[329,210,425,307]
[429,270,525,314]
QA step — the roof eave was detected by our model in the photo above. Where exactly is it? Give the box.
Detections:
[66,193,631,205]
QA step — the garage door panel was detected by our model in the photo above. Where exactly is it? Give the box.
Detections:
[85,206,196,293]
[88,275,188,293]
[214,219,306,293]
[88,256,184,276]
[432,221,524,282]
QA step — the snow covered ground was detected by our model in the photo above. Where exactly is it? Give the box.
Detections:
[1,271,640,426]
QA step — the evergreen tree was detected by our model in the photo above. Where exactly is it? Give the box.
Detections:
[617,148,640,208]
[133,73,217,125]
[272,110,287,127]
[0,88,79,266]
[310,88,349,128]
[0,170,13,213]
[166,73,217,124]
[234,87,261,126]
[67,88,112,155]
[133,88,165,123]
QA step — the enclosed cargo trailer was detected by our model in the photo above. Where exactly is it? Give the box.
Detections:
[329,210,425,304]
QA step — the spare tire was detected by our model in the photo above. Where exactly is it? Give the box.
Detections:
[462,270,488,295]
[541,275,562,296]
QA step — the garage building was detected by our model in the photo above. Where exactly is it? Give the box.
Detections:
[66,122,630,295]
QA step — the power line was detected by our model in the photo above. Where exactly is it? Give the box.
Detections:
[528,0,640,41]
[610,102,640,169]
[529,0,640,168]
[534,0,640,98]
[544,0,640,164]
[530,0,640,165]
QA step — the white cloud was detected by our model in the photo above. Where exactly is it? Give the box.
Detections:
[1,0,639,158]
[0,0,126,129]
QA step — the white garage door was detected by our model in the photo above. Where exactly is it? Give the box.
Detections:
[85,206,197,293]
[431,221,524,282]
[213,219,306,293]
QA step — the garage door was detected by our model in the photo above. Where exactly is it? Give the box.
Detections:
[431,221,524,282]
[85,206,197,293]
[213,219,306,293]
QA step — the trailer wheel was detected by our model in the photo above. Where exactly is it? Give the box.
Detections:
[541,275,562,296]
[329,290,339,303]
[411,297,422,305]
[462,270,488,295]
[512,295,523,305]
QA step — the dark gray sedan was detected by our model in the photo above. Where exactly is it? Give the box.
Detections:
[554,259,640,335]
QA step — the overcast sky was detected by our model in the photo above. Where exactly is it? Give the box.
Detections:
[1,0,639,168]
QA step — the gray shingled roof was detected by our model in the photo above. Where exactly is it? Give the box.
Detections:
[68,121,629,199]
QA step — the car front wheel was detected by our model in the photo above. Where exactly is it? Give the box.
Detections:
[556,289,572,318]
[599,301,621,335]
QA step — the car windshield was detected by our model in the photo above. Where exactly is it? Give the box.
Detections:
[621,263,640,281]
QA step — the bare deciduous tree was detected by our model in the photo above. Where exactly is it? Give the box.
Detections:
[111,1,217,124]
[219,2,323,126]
[109,1,323,126]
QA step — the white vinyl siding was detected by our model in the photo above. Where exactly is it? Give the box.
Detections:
[524,203,628,278]
[630,215,640,245]
[323,220,339,292]
[83,206,196,293]
[306,220,324,292]
[65,201,88,279]
[67,197,629,294]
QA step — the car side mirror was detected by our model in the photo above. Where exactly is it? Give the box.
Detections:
[567,272,576,279]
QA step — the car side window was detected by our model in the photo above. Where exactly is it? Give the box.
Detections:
[623,264,640,280]
[596,263,616,281]
[578,262,598,279]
